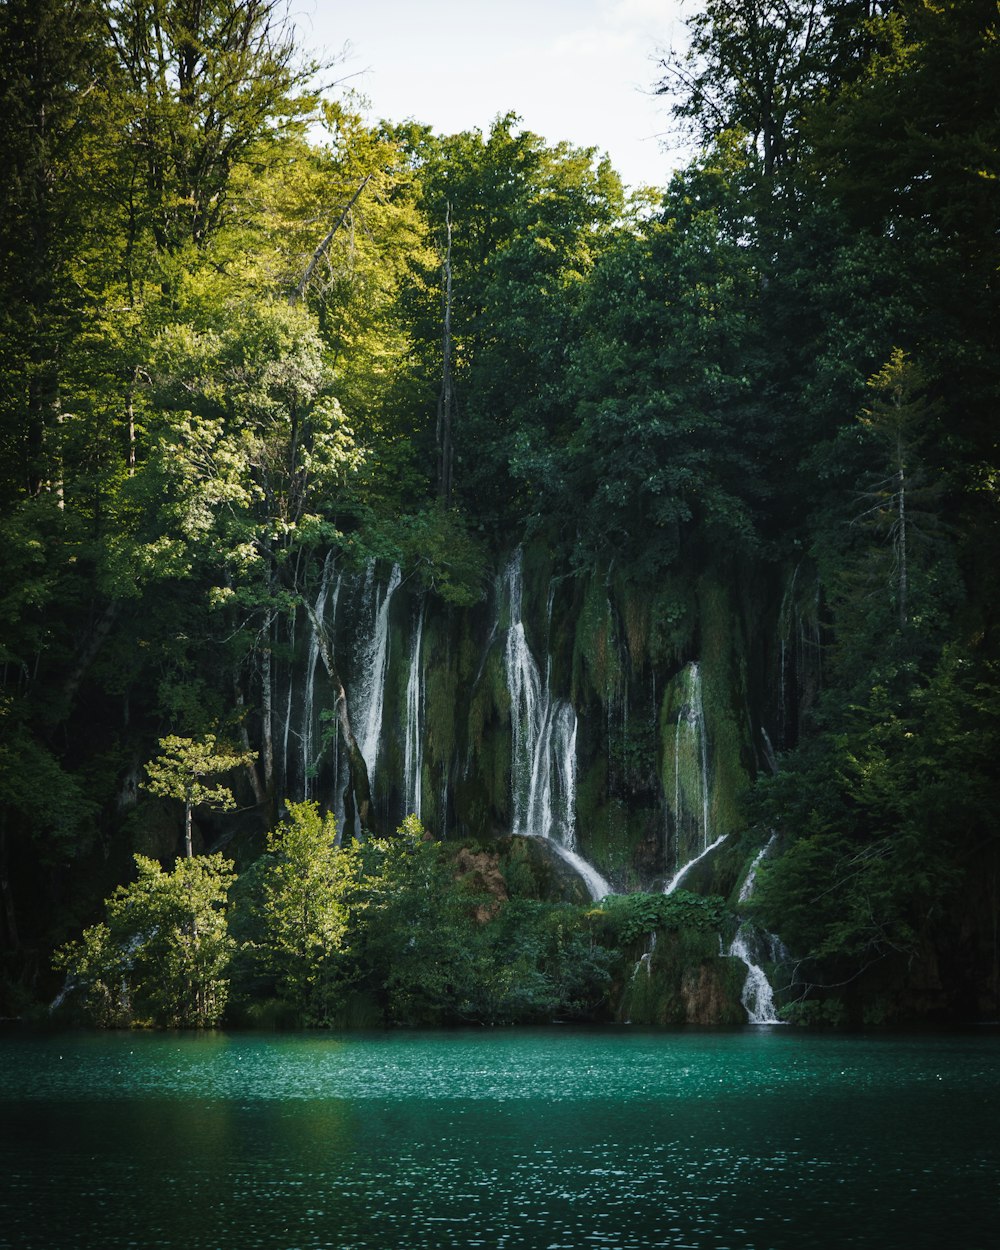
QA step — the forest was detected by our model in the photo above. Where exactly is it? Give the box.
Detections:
[1,0,998,1028]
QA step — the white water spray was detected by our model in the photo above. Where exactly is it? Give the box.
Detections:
[501,551,610,899]
[353,562,402,783]
[728,834,782,1024]
[301,558,339,800]
[673,660,711,853]
[403,605,425,820]
[664,833,729,894]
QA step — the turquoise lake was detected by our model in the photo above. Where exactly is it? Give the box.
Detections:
[2,1026,997,1249]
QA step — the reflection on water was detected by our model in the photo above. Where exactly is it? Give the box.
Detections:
[2,1027,998,1249]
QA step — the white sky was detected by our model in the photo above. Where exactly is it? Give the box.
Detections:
[293,0,691,190]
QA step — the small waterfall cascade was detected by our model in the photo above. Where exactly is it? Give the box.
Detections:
[49,976,73,1015]
[631,931,657,982]
[727,835,782,1024]
[501,551,610,900]
[353,561,402,783]
[672,660,711,860]
[301,558,340,800]
[402,604,425,820]
[664,833,729,895]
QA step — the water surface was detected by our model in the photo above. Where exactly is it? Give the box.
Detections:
[2,1027,997,1249]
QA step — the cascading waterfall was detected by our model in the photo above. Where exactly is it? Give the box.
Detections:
[301,559,340,800]
[402,604,425,820]
[549,701,577,845]
[353,562,402,783]
[503,554,545,838]
[502,552,610,900]
[665,660,716,889]
[676,661,710,851]
[664,833,728,895]
[727,834,782,1024]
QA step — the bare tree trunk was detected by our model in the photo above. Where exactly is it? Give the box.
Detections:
[291,173,374,306]
[184,799,193,858]
[233,666,268,809]
[261,637,274,796]
[301,598,376,836]
[437,203,455,505]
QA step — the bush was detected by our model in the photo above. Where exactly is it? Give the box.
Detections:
[54,854,235,1027]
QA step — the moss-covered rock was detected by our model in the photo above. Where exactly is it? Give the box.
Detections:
[617,928,746,1025]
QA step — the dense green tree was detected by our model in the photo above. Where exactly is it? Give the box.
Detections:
[254,800,358,1022]
[102,0,317,260]
[54,851,235,1026]
[396,115,627,534]
[0,0,115,498]
[545,146,765,574]
[1,0,998,1024]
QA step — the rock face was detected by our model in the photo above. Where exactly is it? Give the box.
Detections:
[276,545,777,896]
[616,931,748,1026]
[453,847,509,922]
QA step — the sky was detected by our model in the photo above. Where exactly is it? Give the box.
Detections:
[293,0,690,190]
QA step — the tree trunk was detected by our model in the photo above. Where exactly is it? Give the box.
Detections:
[233,666,268,810]
[184,799,193,858]
[291,173,375,306]
[301,598,376,836]
[261,636,275,797]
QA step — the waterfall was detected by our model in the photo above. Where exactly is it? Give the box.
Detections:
[503,554,545,838]
[548,842,611,902]
[738,837,773,903]
[729,929,780,1023]
[301,559,339,800]
[664,833,728,894]
[550,700,577,846]
[760,725,779,776]
[353,562,402,783]
[402,604,425,820]
[667,659,713,882]
[502,551,610,899]
[727,834,782,1024]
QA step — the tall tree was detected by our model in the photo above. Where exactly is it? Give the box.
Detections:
[0,0,111,498]
[102,0,316,260]
[144,733,255,856]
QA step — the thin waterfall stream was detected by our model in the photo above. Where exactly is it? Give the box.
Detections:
[354,562,402,784]
[301,558,340,800]
[402,603,425,821]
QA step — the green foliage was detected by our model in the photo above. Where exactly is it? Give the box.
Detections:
[224,822,616,1028]
[54,853,235,1027]
[144,734,253,812]
[4,0,1000,1027]
[0,710,97,865]
[252,801,359,1024]
[753,645,1000,974]
[362,503,487,607]
[596,891,730,947]
[780,997,849,1028]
